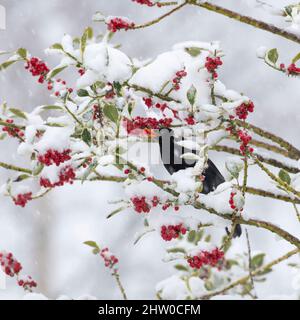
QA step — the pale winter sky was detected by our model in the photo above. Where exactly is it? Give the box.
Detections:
[0,0,299,299]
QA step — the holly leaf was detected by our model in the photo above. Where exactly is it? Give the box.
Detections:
[81,27,93,58]
[267,48,279,64]
[251,253,265,269]
[103,103,119,124]
[106,206,126,219]
[185,47,201,57]
[9,108,27,120]
[47,65,67,80]
[84,240,100,254]
[174,264,189,272]
[187,85,197,107]
[14,174,31,182]
[77,89,89,97]
[279,169,291,185]
[82,128,91,146]
[50,43,63,50]
[292,52,300,64]
[17,48,27,59]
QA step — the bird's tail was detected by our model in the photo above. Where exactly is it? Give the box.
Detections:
[202,159,225,194]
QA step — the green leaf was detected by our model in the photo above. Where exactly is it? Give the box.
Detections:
[292,52,300,64]
[106,206,126,219]
[251,253,265,269]
[42,105,64,111]
[77,89,89,97]
[17,48,27,59]
[32,163,44,176]
[0,60,19,71]
[84,240,99,248]
[82,128,91,146]
[9,108,27,120]
[0,133,7,140]
[14,174,31,182]
[187,85,197,107]
[187,230,196,243]
[267,48,279,64]
[50,43,63,50]
[84,240,100,254]
[81,27,93,58]
[204,234,211,242]
[166,247,186,254]
[185,47,201,57]
[279,169,291,185]
[47,65,67,79]
[174,264,189,272]
[103,104,119,124]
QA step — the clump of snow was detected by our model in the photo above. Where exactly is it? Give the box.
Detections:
[78,43,133,88]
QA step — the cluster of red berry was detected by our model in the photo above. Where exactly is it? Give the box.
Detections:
[124,116,173,134]
[40,166,75,188]
[25,57,49,84]
[0,251,22,276]
[185,115,195,125]
[107,17,135,32]
[131,196,152,213]
[13,192,33,208]
[280,63,300,76]
[234,101,255,120]
[100,248,119,269]
[2,119,24,139]
[237,129,253,155]
[142,99,179,119]
[205,56,223,79]
[161,224,187,241]
[172,69,187,91]
[132,0,155,6]
[78,68,85,76]
[38,149,71,166]
[229,191,237,210]
[187,248,224,270]
[18,275,37,291]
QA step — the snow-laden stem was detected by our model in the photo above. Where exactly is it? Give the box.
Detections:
[112,270,127,300]
[193,2,300,45]
[194,200,300,249]
[212,145,299,174]
[236,120,300,160]
[0,161,33,174]
[200,248,300,300]
[245,186,300,204]
[253,156,300,199]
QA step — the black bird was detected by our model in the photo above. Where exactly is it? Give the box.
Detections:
[157,128,242,238]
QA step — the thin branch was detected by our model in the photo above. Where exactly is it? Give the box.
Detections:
[245,186,300,204]
[212,145,299,174]
[236,120,300,160]
[133,1,187,30]
[245,229,257,299]
[0,161,32,174]
[193,1,300,45]
[200,248,300,299]
[193,201,300,249]
[128,84,181,103]
[112,270,127,300]
[253,156,300,199]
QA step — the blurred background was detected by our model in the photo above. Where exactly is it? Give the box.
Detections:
[0,0,299,299]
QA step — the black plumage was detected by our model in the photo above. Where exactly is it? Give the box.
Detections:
[158,128,242,238]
